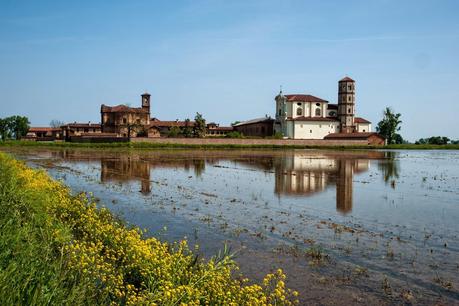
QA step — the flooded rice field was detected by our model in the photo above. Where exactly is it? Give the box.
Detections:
[2,147,459,305]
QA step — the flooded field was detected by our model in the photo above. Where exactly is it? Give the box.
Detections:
[2,147,459,305]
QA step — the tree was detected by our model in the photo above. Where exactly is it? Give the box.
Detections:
[50,119,65,128]
[3,116,30,140]
[168,126,181,138]
[193,112,206,138]
[415,136,450,145]
[182,119,193,138]
[0,118,10,141]
[376,107,402,145]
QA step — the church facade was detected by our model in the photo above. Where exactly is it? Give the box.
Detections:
[100,93,152,137]
[274,77,372,139]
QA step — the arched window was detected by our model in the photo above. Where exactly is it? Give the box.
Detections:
[278,108,282,116]
[296,108,303,116]
[315,108,321,116]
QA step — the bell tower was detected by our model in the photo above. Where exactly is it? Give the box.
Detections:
[141,92,151,113]
[338,77,356,133]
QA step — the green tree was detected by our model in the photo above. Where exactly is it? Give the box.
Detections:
[193,112,206,138]
[376,107,402,145]
[0,118,10,141]
[182,119,193,138]
[168,126,181,138]
[5,116,30,140]
[416,136,450,145]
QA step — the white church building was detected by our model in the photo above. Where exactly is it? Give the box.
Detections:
[274,77,371,139]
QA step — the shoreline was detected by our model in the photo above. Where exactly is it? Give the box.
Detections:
[1,139,458,150]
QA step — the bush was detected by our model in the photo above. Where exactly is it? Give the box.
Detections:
[225,131,244,138]
[0,152,297,305]
[167,126,181,138]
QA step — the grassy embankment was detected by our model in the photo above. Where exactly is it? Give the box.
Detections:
[1,140,459,150]
[0,152,297,305]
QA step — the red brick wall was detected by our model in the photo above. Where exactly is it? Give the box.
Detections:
[131,137,369,146]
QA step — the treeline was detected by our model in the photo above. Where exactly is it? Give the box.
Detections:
[415,136,458,145]
[167,113,206,138]
[0,116,30,141]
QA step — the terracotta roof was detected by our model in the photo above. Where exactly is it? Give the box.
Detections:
[63,123,102,128]
[324,132,383,139]
[101,104,149,114]
[285,94,328,103]
[232,117,274,127]
[328,104,338,109]
[28,127,61,132]
[211,126,234,131]
[150,120,195,127]
[355,117,371,124]
[339,77,355,83]
[287,116,338,122]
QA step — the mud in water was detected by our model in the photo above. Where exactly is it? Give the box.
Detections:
[2,147,459,305]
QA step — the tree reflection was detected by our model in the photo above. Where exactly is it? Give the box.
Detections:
[377,151,400,187]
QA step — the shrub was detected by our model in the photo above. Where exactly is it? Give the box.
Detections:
[225,131,244,138]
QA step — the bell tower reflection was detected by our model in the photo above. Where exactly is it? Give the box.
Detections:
[274,152,374,214]
[100,155,151,195]
[336,159,353,214]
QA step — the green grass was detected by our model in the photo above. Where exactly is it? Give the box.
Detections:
[1,140,458,150]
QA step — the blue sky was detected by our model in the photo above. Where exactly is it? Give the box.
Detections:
[0,0,458,141]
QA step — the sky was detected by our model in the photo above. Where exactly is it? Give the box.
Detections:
[0,0,458,141]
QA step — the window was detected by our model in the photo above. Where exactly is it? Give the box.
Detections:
[348,108,351,113]
[348,85,352,90]
[363,129,366,132]
[319,125,322,128]
[296,108,303,116]
[316,103,320,106]
[348,96,351,101]
[329,111,336,117]
[315,108,321,116]
[310,130,312,133]
[297,103,302,106]
[136,119,140,124]
[278,109,282,116]
[123,118,127,124]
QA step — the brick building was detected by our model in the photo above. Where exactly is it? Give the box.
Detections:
[233,117,275,137]
[101,93,151,137]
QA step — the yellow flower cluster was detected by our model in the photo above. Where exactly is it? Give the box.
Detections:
[0,152,298,305]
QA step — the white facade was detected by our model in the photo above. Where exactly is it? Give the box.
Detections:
[274,77,371,139]
[293,121,340,139]
[356,123,371,133]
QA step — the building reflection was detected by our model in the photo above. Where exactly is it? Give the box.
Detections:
[273,151,385,214]
[100,157,151,194]
[49,149,392,213]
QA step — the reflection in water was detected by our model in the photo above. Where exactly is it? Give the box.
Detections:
[49,149,392,213]
[273,152,383,214]
[101,157,151,194]
[378,151,400,187]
